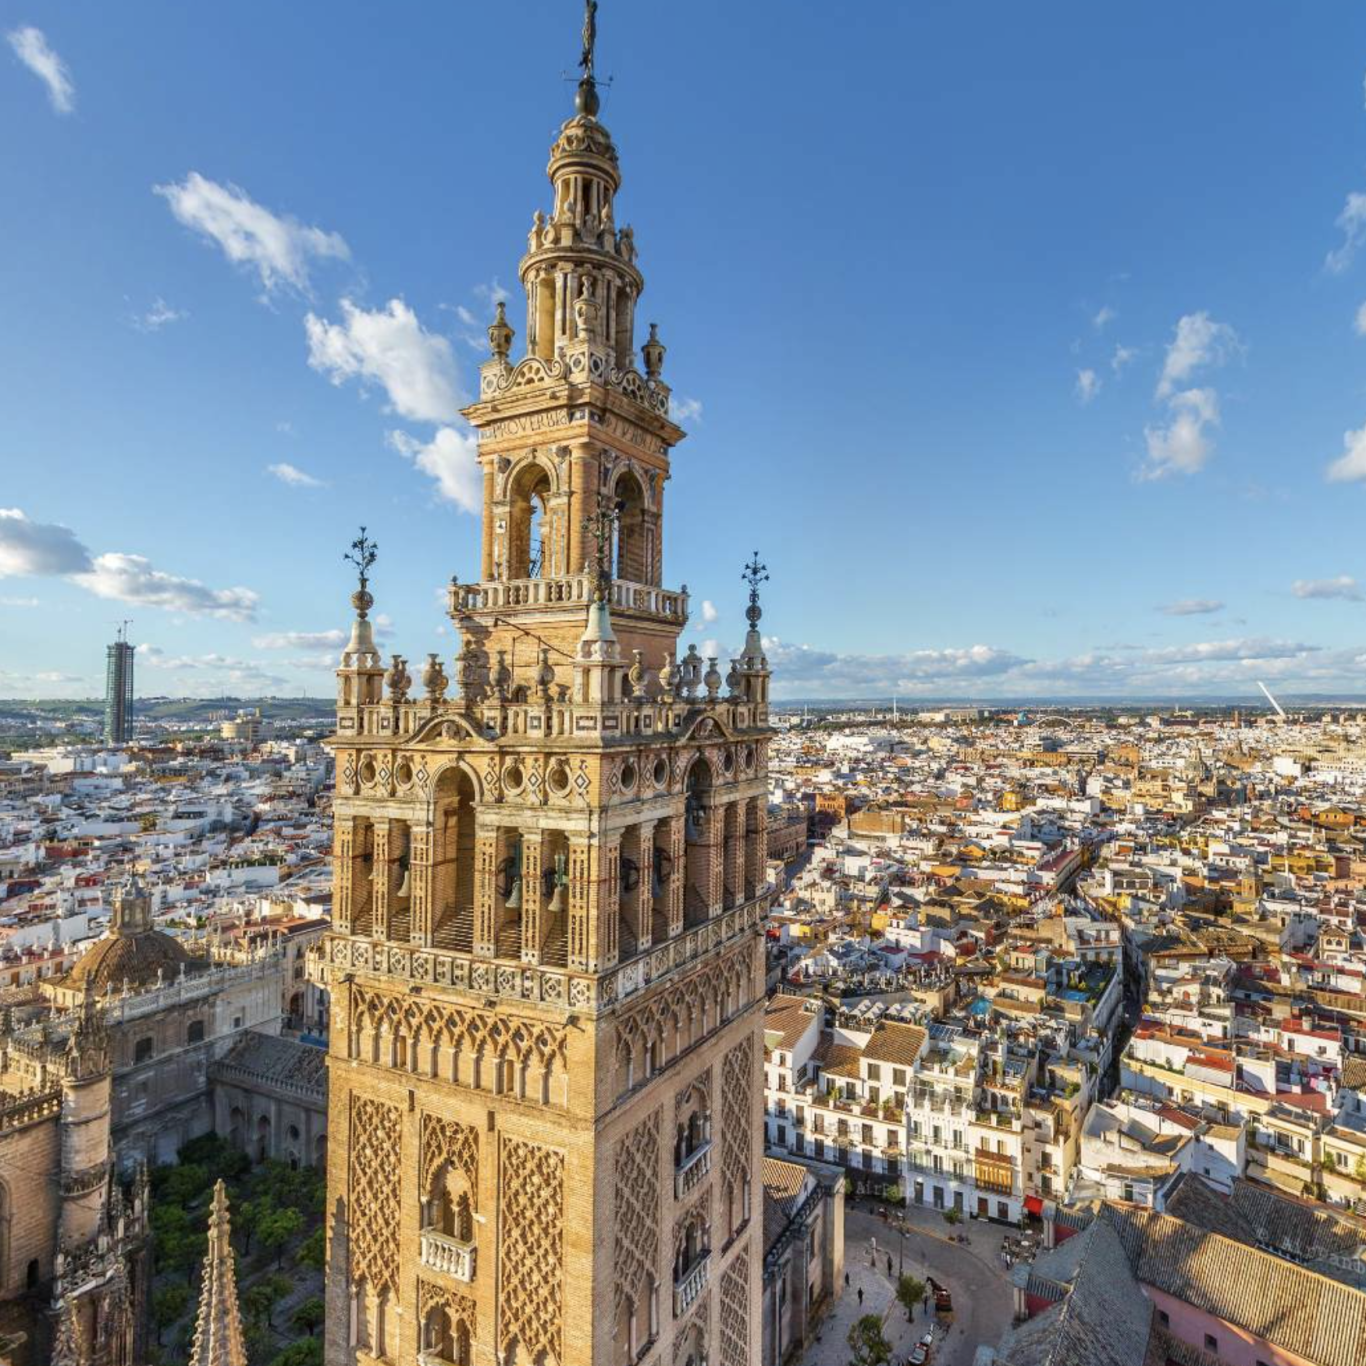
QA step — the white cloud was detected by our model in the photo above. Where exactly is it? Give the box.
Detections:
[1160,599,1224,616]
[1075,369,1101,404]
[671,395,703,422]
[1,514,257,620]
[74,553,259,621]
[0,509,92,576]
[7,26,74,113]
[135,649,287,693]
[1326,423,1366,483]
[306,298,463,423]
[1142,387,1220,479]
[700,599,718,624]
[1354,302,1366,336]
[155,172,349,294]
[473,280,510,307]
[1156,312,1239,398]
[267,461,326,488]
[1111,344,1137,374]
[1093,305,1116,331]
[134,297,187,332]
[1327,191,1366,274]
[763,639,1029,697]
[252,629,347,650]
[1292,575,1362,602]
[0,595,41,608]
[389,426,481,514]
[455,305,479,327]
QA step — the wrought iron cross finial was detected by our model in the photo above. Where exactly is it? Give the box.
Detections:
[582,502,620,603]
[345,526,378,593]
[742,551,769,598]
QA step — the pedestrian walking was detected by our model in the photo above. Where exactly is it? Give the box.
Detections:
[886,1253,893,1276]
[844,1271,850,1288]
[857,1286,864,1307]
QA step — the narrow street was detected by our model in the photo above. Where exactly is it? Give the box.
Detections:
[799,1199,1014,1366]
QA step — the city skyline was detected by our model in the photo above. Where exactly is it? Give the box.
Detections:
[5,3,1366,702]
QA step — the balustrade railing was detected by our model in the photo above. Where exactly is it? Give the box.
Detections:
[419,1229,476,1282]
[675,1140,713,1199]
[673,1253,711,1318]
[452,574,688,623]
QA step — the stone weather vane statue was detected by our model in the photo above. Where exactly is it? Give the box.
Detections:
[580,0,598,81]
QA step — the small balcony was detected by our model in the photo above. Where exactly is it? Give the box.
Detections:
[419,1229,477,1282]
[675,1140,713,1199]
[673,1253,711,1317]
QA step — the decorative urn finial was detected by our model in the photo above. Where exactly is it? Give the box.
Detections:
[385,655,411,702]
[421,653,448,702]
[643,322,666,380]
[488,300,514,360]
[704,656,722,701]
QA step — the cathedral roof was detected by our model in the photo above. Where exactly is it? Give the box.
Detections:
[60,877,198,994]
[62,930,195,994]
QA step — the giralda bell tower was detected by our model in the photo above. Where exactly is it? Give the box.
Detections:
[309,8,774,1366]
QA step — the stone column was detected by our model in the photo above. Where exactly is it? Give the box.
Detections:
[745,798,767,901]
[473,825,500,958]
[567,836,594,971]
[635,829,655,952]
[664,812,685,938]
[371,818,405,943]
[408,823,434,947]
[334,815,371,935]
[704,801,725,919]
[724,802,745,909]
[480,465,495,580]
[520,829,547,965]
[567,444,595,575]
[591,834,621,971]
[333,816,357,935]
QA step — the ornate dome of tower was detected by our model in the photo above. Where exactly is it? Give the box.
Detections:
[62,876,197,995]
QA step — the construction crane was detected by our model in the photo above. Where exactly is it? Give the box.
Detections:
[1256,680,1287,720]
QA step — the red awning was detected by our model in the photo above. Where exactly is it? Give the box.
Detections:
[1024,1195,1045,1216]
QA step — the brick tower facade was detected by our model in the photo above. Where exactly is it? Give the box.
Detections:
[309,11,774,1366]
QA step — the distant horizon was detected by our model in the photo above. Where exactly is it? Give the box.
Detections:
[5,690,1366,710]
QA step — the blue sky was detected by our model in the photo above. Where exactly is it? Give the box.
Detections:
[4,3,1366,702]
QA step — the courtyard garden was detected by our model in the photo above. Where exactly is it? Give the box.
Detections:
[146,1134,327,1366]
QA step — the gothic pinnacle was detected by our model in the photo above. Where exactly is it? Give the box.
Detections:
[189,1181,247,1366]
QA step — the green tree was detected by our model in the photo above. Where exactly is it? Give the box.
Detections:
[295,1227,326,1273]
[943,1207,962,1226]
[258,1207,304,1268]
[291,1297,326,1338]
[244,1274,291,1330]
[896,1274,927,1322]
[268,1341,323,1366]
[847,1313,893,1366]
[243,1320,274,1366]
[235,1197,263,1255]
[155,1162,211,1208]
[151,1284,190,1345]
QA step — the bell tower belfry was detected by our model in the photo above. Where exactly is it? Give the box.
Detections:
[311,9,772,1366]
